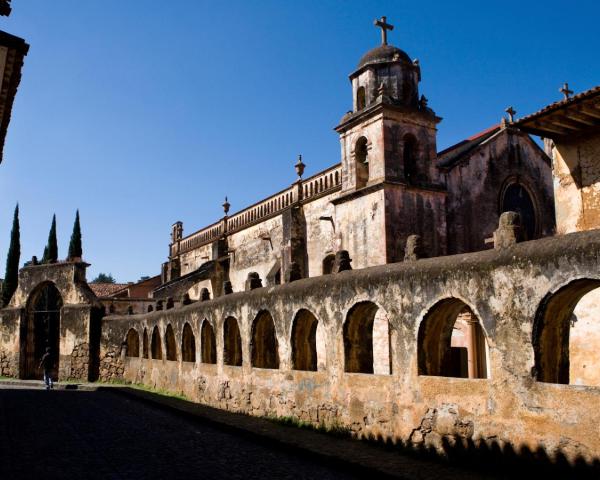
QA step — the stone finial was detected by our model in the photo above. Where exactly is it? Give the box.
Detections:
[285,262,302,283]
[493,211,522,250]
[404,234,424,261]
[223,280,233,295]
[333,250,352,273]
[245,272,263,290]
[505,106,516,123]
[295,155,305,179]
[200,288,211,302]
[222,196,230,215]
[181,293,192,305]
[374,16,394,45]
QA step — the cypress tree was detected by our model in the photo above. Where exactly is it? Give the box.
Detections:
[68,210,82,260]
[2,204,20,307]
[42,214,58,264]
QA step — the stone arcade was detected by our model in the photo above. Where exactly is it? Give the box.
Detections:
[2,17,600,465]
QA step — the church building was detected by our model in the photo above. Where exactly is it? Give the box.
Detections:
[156,17,555,303]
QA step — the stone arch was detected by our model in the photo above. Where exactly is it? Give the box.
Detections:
[165,324,177,361]
[343,301,390,374]
[142,327,149,359]
[417,298,488,378]
[403,133,419,182]
[223,316,242,366]
[251,310,279,369]
[322,254,335,275]
[200,319,217,364]
[533,278,600,385]
[181,322,196,362]
[500,179,538,241]
[22,281,63,379]
[291,309,319,371]
[125,328,139,357]
[356,85,366,110]
[354,136,369,189]
[151,326,162,360]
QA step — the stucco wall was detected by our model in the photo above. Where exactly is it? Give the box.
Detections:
[100,229,600,462]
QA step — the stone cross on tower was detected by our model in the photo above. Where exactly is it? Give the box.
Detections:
[560,82,574,100]
[374,16,394,45]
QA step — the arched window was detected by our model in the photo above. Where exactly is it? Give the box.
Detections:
[181,322,196,362]
[201,320,217,364]
[322,254,336,275]
[142,328,149,359]
[501,182,537,241]
[343,302,390,374]
[291,309,318,371]
[223,316,242,366]
[125,328,139,357]
[165,324,177,361]
[403,134,418,182]
[251,310,279,369]
[151,326,162,360]
[356,86,366,110]
[533,279,600,385]
[418,299,488,378]
[354,137,369,189]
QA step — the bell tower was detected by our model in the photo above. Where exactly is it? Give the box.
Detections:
[333,18,447,264]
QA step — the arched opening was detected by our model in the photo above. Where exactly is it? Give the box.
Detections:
[418,298,488,378]
[151,326,162,360]
[201,320,217,364]
[125,328,139,357]
[181,322,196,362]
[403,134,418,183]
[501,182,537,240]
[322,254,335,275]
[22,282,62,379]
[356,86,366,110]
[142,328,149,359]
[533,279,600,385]
[291,309,318,371]
[343,302,390,374]
[165,324,177,361]
[223,316,242,366]
[251,310,279,369]
[354,137,369,189]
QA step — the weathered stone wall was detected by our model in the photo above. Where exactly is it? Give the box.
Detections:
[551,133,600,233]
[444,129,555,254]
[101,229,600,462]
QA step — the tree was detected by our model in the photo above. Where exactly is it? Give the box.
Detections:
[91,273,115,284]
[42,214,58,264]
[2,204,20,307]
[68,210,82,260]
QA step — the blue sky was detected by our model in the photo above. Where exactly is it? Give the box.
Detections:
[0,1,598,282]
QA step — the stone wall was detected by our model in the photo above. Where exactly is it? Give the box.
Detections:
[101,229,600,462]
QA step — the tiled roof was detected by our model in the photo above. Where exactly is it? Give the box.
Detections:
[89,283,128,298]
[515,85,600,124]
[437,124,501,169]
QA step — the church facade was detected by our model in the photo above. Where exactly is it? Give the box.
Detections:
[157,19,554,303]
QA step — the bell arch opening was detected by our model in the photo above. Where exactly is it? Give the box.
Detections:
[417,298,489,378]
[533,279,600,385]
[223,316,242,366]
[356,86,366,110]
[251,310,279,369]
[22,282,63,380]
[354,137,369,189]
[343,301,391,374]
[200,320,217,364]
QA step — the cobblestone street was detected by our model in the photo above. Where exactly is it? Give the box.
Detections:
[0,386,359,479]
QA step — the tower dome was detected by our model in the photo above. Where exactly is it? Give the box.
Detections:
[356,44,412,71]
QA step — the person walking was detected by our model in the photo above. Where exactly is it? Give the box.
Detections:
[39,346,54,390]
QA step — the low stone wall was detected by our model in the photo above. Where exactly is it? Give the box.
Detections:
[100,229,600,463]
